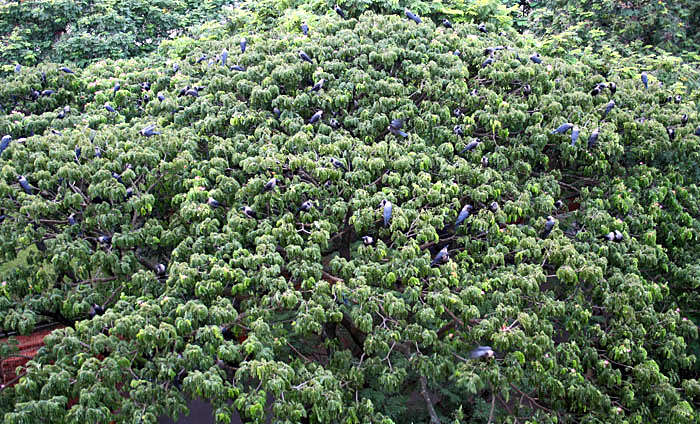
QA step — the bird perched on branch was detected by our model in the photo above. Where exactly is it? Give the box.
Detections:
[431,246,449,266]
[542,216,556,238]
[469,346,494,359]
[241,206,257,219]
[299,51,313,63]
[388,118,407,137]
[552,123,574,134]
[405,9,421,24]
[381,199,393,227]
[456,204,472,227]
[334,5,346,18]
[641,72,648,89]
[309,110,323,124]
[588,128,599,149]
[140,124,160,137]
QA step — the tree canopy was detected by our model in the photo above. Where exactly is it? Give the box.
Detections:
[1,2,700,423]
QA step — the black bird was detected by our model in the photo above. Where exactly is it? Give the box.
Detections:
[207,197,220,208]
[179,86,190,97]
[405,9,421,24]
[221,49,229,66]
[31,90,40,100]
[309,110,323,124]
[88,304,105,318]
[681,114,688,126]
[301,22,309,36]
[608,82,616,95]
[481,156,489,167]
[94,146,102,158]
[454,125,463,136]
[241,206,257,219]
[570,126,580,146]
[431,246,449,266]
[0,135,11,157]
[264,177,277,191]
[18,175,32,194]
[667,127,675,140]
[490,201,499,212]
[460,139,480,153]
[674,95,682,104]
[51,129,63,136]
[530,53,542,64]
[478,23,487,33]
[603,100,615,118]
[388,118,407,137]
[329,118,340,129]
[240,38,247,53]
[330,157,346,170]
[98,235,111,244]
[552,123,574,134]
[273,107,281,118]
[231,64,248,72]
[604,231,615,242]
[381,199,393,227]
[442,19,452,29]
[614,230,623,242]
[554,200,564,210]
[105,103,115,112]
[185,88,199,97]
[173,63,180,73]
[469,346,494,359]
[157,93,165,102]
[542,215,556,238]
[299,51,313,63]
[60,66,74,74]
[140,124,161,137]
[125,187,134,199]
[113,82,120,94]
[14,63,20,73]
[453,50,461,56]
[112,172,124,185]
[156,263,166,276]
[334,5,346,18]
[362,236,374,246]
[311,78,325,92]
[590,86,601,96]
[140,82,151,91]
[588,128,599,149]
[456,204,472,227]
[523,84,531,96]
[299,200,313,212]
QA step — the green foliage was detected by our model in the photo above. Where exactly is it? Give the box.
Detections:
[1,5,699,424]
[0,0,236,68]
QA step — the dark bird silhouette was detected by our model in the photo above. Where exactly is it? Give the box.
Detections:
[140,81,150,91]
[588,128,599,149]
[570,126,580,146]
[94,146,102,158]
[614,230,623,242]
[231,64,246,71]
[554,200,564,209]
[530,53,542,64]
[309,110,323,124]
[330,157,346,170]
[18,175,32,194]
[388,118,407,137]
[442,19,452,29]
[60,66,74,74]
[362,236,374,246]
[604,231,615,242]
[478,23,487,33]
[74,146,81,160]
[329,118,340,129]
[0,135,11,157]
[207,197,220,208]
[221,49,228,67]
[694,126,700,137]
[674,95,682,104]
[97,235,111,244]
[481,156,489,167]
[490,202,499,212]
[140,124,161,137]
[264,177,277,191]
[41,89,55,96]
[667,127,675,140]
[453,50,461,56]
[542,215,556,238]
[311,78,325,92]
[273,107,281,118]
[460,139,481,154]
[185,88,199,97]
[405,9,421,24]
[241,206,257,219]
[431,246,449,266]
[299,200,313,212]
[240,38,247,53]
[481,57,494,68]
[681,114,688,126]
[608,82,616,95]
[88,304,105,318]
[641,72,648,89]
[31,90,40,100]
[590,86,601,96]
[454,125,463,136]
[156,263,166,276]
[178,86,190,97]
[173,63,180,73]
[112,172,124,185]
[104,103,115,112]
[301,22,309,35]
[68,213,76,226]
[299,51,313,63]
[334,5,346,18]
[456,204,472,227]
[196,54,207,64]
[157,93,165,102]
[602,100,615,118]
[469,346,494,359]
[381,199,393,227]
[113,82,120,94]
[523,84,531,96]
[552,123,574,134]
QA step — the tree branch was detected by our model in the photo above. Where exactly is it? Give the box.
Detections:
[419,375,441,424]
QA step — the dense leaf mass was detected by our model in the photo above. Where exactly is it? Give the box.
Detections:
[1,10,700,424]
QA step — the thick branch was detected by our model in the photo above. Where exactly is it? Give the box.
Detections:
[419,375,441,424]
